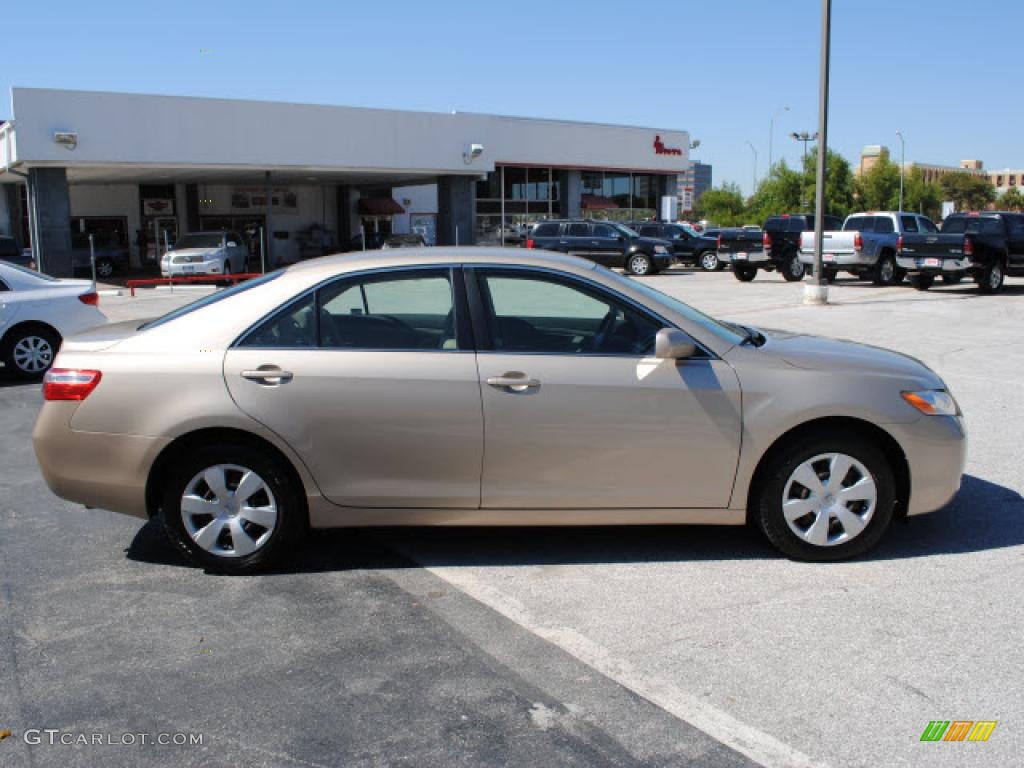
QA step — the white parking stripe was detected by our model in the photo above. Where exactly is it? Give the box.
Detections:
[424,566,829,768]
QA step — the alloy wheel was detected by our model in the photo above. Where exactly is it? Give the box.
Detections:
[879,259,895,284]
[990,264,1003,291]
[789,257,803,278]
[12,335,54,373]
[781,453,877,547]
[180,464,278,558]
[96,259,114,278]
[630,255,651,275]
[700,252,719,271]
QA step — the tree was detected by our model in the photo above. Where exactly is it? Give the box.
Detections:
[694,183,747,226]
[746,160,803,222]
[902,167,942,220]
[801,147,856,218]
[940,173,995,212]
[998,187,1024,211]
[855,153,901,211]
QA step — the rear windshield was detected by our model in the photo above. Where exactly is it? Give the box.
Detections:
[941,217,1004,235]
[138,271,282,330]
[532,222,559,237]
[844,217,872,232]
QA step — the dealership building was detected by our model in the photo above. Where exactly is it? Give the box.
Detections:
[0,88,692,276]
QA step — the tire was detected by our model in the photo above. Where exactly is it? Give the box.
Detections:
[160,443,305,574]
[626,252,654,276]
[782,253,804,282]
[95,257,115,279]
[754,433,896,562]
[221,260,233,286]
[699,251,720,272]
[873,253,899,286]
[2,325,61,379]
[823,269,837,283]
[976,259,1005,294]
[733,264,758,282]
[941,273,962,285]
[911,274,934,291]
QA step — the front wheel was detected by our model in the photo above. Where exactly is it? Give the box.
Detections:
[95,257,116,279]
[2,325,61,379]
[734,264,758,282]
[626,253,654,276]
[977,260,1005,294]
[782,254,804,282]
[699,251,720,272]
[161,444,305,574]
[754,435,896,561]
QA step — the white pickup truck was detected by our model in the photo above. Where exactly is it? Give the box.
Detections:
[799,211,939,286]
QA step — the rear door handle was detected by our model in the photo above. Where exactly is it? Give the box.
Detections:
[241,367,293,384]
[486,372,540,391]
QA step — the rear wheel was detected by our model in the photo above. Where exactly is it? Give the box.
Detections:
[626,252,653,276]
[95,257,115,279]
[754,434,896,561]
[911,274,934,291]
[2,325,60,379]
[160,444,305,574]
[782,253,804,282]
[734,264,758,282]
[873,253,899,286]
[977,260,1005,294]
[699,251,720,272]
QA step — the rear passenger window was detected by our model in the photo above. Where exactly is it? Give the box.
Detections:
[532,222,559,237]
[241,294,316,348]
[874,218,895,234]
[900,216,919,233]
[845,217,870,232]
[918,218,938,233]
[568,223,590,237]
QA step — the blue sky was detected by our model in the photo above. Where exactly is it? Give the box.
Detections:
[3,0,1020,195]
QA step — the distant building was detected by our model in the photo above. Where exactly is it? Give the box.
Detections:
[678,162,712,212]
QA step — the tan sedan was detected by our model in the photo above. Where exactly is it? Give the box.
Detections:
[33,249,966,573]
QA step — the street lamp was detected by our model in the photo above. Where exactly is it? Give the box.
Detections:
[791,131,819,207]
[745,140,758,193]
[768,105,790,172]
[805,0,833,306]
[896,130,905,211]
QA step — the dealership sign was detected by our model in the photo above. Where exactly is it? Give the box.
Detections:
[142,198,174,216]
[653,135,683,156]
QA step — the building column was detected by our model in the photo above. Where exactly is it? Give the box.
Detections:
[559,170,582,219]
[436,175,476,246]
[0,183,14,239]
[28,168,73,277]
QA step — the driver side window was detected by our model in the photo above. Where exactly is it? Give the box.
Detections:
[478,271,661,356]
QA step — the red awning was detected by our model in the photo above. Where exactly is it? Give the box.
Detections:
[581,195,619,210]
[357,197,405,216]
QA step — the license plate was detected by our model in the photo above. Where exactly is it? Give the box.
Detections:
[735,252,747,260]
[924,258,940,267]
[823,253,836,262]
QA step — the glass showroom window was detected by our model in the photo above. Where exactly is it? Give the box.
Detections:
[476,166,558,246]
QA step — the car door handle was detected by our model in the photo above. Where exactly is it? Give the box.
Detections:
[486,372,540,391]
[241,367,293,384]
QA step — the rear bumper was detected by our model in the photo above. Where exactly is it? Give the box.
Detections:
[32,402,167,519]
[888,415,967,516]
[896,256,974,273]
[720,250,770,265]
[799,251,875,268]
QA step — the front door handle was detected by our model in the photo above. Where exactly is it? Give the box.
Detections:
[241,367,294,385]
[486,372,540,392]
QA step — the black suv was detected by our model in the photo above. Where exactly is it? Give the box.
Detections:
[526,220,675,275]
[763,213,843,279]
[631,222,720,270]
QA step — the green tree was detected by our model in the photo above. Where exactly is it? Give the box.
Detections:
[998,187,1024,211]
[694,183,747,226]
[855,153,901,210]
[800,147,856,218]
[902,167,942,220]
[746,160,803,222]
[940,173,996,211]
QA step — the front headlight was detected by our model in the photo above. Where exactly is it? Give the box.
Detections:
[654,245,668,254]
[901,390,959,416]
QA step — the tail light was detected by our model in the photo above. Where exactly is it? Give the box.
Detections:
[964,236,973,257]
[716,234,722,249]
[43,369,102,401]
[762,231,772,248]
[78,292,99,306]
[525,239,535,249]
[854,232,863,250]
[897,235,903,254]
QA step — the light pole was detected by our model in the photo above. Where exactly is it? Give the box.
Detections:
[791,131,818,208]
[805,0,833,306]
[745,140,758,194]
[768,105,790,173]
[896,130,905,211]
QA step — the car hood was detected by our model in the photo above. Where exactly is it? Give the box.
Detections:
[756,328,944,387]
[61,319,143,353]
[168,247,223,258]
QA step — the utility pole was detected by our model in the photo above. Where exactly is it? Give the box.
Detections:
[805,0,832,306]
[896,131,906,211]
[745,141,758,194]
[768,105,790,173]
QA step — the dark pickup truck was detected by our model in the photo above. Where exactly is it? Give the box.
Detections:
[897,211,1024,293]
[718,214,843,282]
[631,222,720,271]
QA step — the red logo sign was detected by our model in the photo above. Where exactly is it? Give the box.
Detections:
[654,135,683,156]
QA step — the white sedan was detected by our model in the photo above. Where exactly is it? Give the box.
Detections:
[161,231,249,278]
[0,261,107,378]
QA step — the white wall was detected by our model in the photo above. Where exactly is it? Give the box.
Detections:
[390,184,438,236]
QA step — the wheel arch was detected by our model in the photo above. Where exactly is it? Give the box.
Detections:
[145,426,310,524]
[745,416,910,523]
[1,319,62,351]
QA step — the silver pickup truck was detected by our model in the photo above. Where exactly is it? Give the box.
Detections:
[799,212,939,285]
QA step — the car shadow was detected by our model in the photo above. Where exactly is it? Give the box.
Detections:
[126,474,1023,574]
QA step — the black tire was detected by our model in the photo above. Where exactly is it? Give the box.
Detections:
[626,252,654,276]
[698,250,720,272]
[823,269,837,283]
[910,274,934,291]
[95,257,115,279]
[976,259,1005,294]
[160,443,305,574]
[754,433,896,562]
[941,273,962,285]
[733,264,757,282]
[1,324,61,379]
[873,253,899,286]
[781,253,804,282]
[221,261,233,286]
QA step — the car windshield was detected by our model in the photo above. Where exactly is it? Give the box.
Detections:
[941,217,1003,235]
[173,233,225,250]
[612,223,640,238]
[0,262,59,282]
[138,271,282,330]
[595,266,747,346]
[678,224,701,237]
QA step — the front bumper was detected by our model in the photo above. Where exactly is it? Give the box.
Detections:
[720,250,770,265]
[896,256,974,274]
[160,259,223,277]
[888,414,967,516]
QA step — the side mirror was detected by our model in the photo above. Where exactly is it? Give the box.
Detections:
[226,241,238,248]
[655,328,697,360]
[616,234,626,242]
